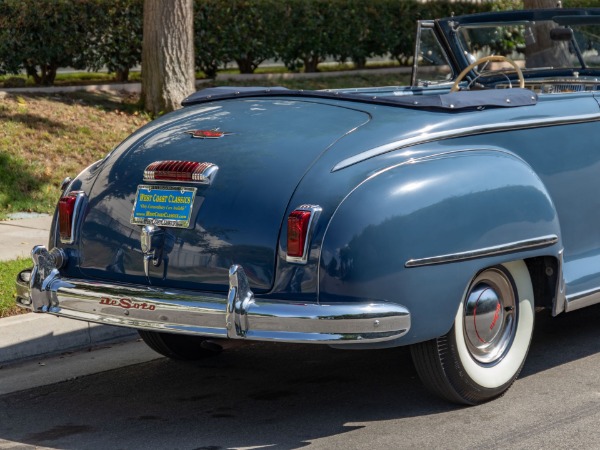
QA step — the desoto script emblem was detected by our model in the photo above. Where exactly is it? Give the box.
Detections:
[100,297,156,311]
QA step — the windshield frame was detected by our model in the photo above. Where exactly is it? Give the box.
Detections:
[433,8,600,86]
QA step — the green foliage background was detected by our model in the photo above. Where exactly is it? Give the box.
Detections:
[2,0,597,83]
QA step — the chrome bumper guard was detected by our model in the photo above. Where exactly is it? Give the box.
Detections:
[15,246,411,344]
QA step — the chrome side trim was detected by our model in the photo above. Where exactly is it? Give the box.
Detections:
[16,247,411,345]
[405,235,559,268]
[565,286,600,312]
[333,112,600,171]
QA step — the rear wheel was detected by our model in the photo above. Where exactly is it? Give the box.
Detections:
[411,260,534,405]
[138,330,223,360]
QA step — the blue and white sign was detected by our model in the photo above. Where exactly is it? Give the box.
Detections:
[131,185,197,228]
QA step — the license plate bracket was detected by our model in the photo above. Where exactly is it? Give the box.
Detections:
[131,185,197,229]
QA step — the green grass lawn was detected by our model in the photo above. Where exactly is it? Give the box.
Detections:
[0,258,31,317]
[0,91,150,218]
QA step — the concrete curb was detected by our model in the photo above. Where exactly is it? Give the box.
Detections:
[0,313,136,365]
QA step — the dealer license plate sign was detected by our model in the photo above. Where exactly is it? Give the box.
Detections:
[131,185,197,228]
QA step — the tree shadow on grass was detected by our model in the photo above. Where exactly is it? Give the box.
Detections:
[1,92,143,131]
[0,110,72,134]
[0,153,47,213]
[0,93,83,133]
[44,91,144,116]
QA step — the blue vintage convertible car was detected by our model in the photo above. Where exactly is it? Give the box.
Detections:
[16,8,600,404]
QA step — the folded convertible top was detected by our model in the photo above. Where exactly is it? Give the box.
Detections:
[182,86,538,111]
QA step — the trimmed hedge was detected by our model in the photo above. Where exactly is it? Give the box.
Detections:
[0,0,97,85]
[10,0,599,85]
[0,0,142,85]
[195,0,505,74]
[195,0,280,76]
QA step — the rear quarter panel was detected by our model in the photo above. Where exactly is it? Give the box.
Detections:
[319,147,561,345]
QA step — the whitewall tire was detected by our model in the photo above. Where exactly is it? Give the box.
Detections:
[411,260,535,405]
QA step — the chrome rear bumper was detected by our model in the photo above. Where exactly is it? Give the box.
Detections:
[15,246,411,345]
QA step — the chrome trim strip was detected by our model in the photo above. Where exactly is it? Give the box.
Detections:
[565,286,600,312]
[405,235,559,268]
[17,248,411,345]
[333,112,600,171]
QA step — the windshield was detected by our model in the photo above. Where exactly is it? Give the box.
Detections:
[457,18,600,72]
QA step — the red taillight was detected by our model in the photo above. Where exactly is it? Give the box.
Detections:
[144,160,218,184]
[58,191,82,243]
[286,205,322,263]
[287,210,312,258]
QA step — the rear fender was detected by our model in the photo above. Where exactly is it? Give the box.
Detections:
[319,148,561,346]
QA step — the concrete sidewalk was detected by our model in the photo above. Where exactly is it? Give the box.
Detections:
[0,214,53,262]
[0,215,135,365]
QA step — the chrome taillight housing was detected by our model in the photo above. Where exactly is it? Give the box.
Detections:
[143,160,218,185]
[286,205,322,264]
[58,190,85,244]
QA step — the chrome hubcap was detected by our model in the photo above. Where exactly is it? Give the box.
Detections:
[463,267,517,364]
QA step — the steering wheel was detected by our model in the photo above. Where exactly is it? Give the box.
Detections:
[450,55,525,93]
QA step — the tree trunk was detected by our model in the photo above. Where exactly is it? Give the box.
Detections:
[115,68,130,83]
[352,56,367,70]
[25,64,57,86]
[235,57,258,74]
[142,0,195,116]
[303,56,321,73]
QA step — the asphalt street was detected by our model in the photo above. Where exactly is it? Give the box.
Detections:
[1,305,600,449]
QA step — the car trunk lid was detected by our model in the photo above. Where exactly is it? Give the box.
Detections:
[78,98,370,292]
